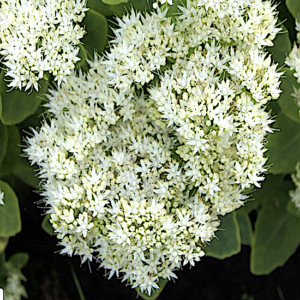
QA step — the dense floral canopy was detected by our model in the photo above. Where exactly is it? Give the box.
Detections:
[26,0,281,295]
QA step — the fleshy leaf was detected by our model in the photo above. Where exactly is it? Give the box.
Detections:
[102,0,128,5]
[88,0,114,16]
[0,238,8,254]
[252,175,288,207]
[205,211,241,259]
[0,123,8,168]
[0,253,6,285]
[81,9,108,56]
[75,44,88,69]
[18,105,46,131]
[236,212,252,246]
[13,158,39,189]
[0,181,21,237]
[110,0,153,16]
[8,253,29,269]
[267,112,300,174]
[0,71,48,125]
[286,200,300,218]
[237,191,261,215]
[267,29,291,65]
[286,0,300,19]
[250,175,300,275]
[1,126,21,179]
[277,68,300,124]
[42,215,54,236]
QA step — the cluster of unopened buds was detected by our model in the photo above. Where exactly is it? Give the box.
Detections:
[26,0,281,295]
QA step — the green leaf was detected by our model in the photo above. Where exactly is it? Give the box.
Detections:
[0,123,8,168]
[1,124,39,188]
[286,200,300,218]
[88,0,114,16]
[110,0,153,16]
[75,44,88,70]
[267,29,291,65]
[136,278,168,300]
[250,175,300,275]
[13,157,39,189]
[238,193,261,215]
[1,126,21,179]
[253,174,289,207]
[236,211,252,246]
[205,211,241,259]
[0,252,4,269]
[42,215,54,236]
[267,112,300,174]
[0,94,2,118]
[102,0,128,5]
[0,71,48,125]
[87,0,114,16]
[277,68,300,124]
[18,105,46,130]
[0,253,7,286]
[82,9,108,57]
[286,0,300,19]
[0,237,8,254]
[0,181,21,237]
[8,253,29,269]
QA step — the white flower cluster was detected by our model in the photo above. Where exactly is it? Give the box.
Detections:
[26,62,218,293]
[0,189,4,205]
[286,20,300,108]
[4,268,27,300]
[26,0,280,295]
[290,162,300,210]
[0,0,87,91]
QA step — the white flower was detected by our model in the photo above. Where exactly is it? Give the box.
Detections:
[76,212,94,238]
[0,0,88,91]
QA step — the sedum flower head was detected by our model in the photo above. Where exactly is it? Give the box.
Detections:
[0,0,87,91]
[26,0,280,295]
[26,61,218,294]
[285,19,300,109]
[290,162,300,210]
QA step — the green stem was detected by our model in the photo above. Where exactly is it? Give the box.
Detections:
[68,260,86,300]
